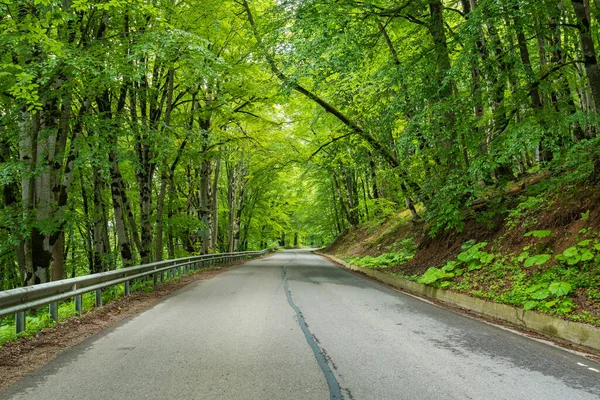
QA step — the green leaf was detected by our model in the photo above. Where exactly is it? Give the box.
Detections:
[479,253,495,264]
[524,254,551,268]
[467,260,483,271]
[442,261,458,272]
[580,250,594,262]
[544,299,558,308]
[526,283,545,294]
[581,210,590,221]
[566,255,581,265]
[523,301,538,311]
[517,251,529,262]
[524,230,552,238]
[418,267,454,285]
[548,281,571,297]
[563,246,578,258]
[578,240,591,247]
[530,290,550,300]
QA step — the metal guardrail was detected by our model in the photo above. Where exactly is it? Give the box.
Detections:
[0,249,272,334]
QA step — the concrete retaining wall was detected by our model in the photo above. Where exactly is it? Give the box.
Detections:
[318,252,600,352]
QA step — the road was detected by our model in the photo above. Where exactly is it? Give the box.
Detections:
[2,249,600,399]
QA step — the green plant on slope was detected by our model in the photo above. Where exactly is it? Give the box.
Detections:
[506,196,546,229]
[456,241,495,271]
[418,241,494,286]
[347,239,416,269]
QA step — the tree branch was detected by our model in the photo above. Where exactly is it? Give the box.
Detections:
[240,0,400,169]
[309,132,355,159]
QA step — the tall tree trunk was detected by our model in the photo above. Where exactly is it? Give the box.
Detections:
[571,0,600,112]
[199,157,213,254]
[108,151,134,266]
[211,157,221,253]
[154,67,175,262]
[80,173,94,273]
[428,0,457,162]
[92,169,110,273]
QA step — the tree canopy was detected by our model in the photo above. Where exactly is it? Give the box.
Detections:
[1,0,600,289]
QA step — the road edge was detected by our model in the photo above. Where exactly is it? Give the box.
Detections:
[316,251,600,354]
[0,256,270,392]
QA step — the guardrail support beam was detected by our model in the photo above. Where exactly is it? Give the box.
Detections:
[16,311,25,334]
[95,289,102,307]
[124,281,130,296]
[49,302,58,322]
[75,295,82,315]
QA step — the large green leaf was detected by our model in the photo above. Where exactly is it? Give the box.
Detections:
[548,282,571,297]
[530,290,550,300]
[524,254,551,268]
[524,230,552,238]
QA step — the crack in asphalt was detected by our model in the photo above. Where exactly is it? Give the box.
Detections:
[281,265,343,400]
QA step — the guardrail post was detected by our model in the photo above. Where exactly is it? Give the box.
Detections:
[95,289,102,307]
[161,271,165,282]
[124,281,130,296]
[49,302,58,322]
[75,295,82,315]
[16,311,26,334]
[153,272,158,286]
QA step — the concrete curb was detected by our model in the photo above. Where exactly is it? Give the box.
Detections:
[317,252,600,352]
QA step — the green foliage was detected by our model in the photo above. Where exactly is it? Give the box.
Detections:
[506,197,546,229]
[414,231,600,322]
[524,254,552,268]
[418,267,454,285]
[347,239,416,269]
[456,242,494,271]
[524,230,552,238]
[548,281,572,297]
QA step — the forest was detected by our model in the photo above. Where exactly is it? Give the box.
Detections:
[1,0,600,291]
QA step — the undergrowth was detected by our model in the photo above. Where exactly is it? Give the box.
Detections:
[344,238,416,269]
[417,226,600,325]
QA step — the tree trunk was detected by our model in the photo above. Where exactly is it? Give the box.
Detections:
[571,0,600,112]
[92,169,110,273]
[154,68,175,262]
[211,157,221,253]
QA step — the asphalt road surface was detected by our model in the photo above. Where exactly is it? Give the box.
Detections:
[3,249,600,400]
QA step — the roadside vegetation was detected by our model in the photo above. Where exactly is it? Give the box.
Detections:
[327,174,600,326]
